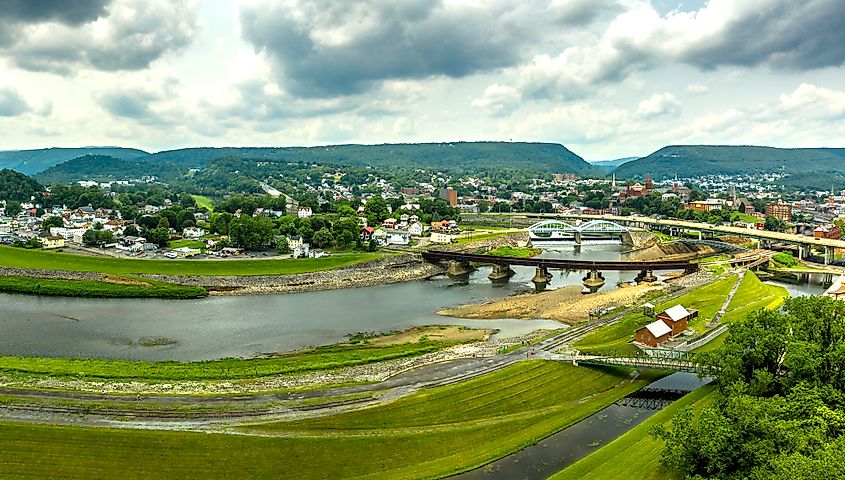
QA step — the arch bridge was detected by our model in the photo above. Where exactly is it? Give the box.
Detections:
[528,220,629,244]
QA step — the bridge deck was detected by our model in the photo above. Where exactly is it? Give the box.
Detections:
[422,250,695,271]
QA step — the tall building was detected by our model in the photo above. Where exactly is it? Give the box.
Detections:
[765,201,792,222]
[439,188,458,207]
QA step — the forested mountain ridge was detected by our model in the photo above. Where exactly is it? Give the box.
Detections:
[0,147,150,175]
[149,142,601,176]
[0,169,44,202]
[614,145,845,181]
[1,142,601,177]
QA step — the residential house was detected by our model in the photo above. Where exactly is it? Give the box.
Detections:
[42,235,65,249]
[430,232,453,244]
[408,222,423,237]
[386,230,411,246]
[183,226,206,239]
[287,235,303,249]
[383,218,397,229]
[298,207,313,218]
[360,226,374,242]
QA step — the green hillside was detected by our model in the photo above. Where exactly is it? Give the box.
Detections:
[615,145,845,183]
[0,147,150,175]
[35,155,167,184]
[0,169,44,202]
[149,142,602,176]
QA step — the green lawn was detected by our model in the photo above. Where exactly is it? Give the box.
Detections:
[0,276,207,299]
[0,362,655,480]
[552,385,715,480]
[0,245,382,276]
[190,194,214,211]
[0,340,462,382]
[575,276,738,354]
[167,239,206,250]
[719,272,789,324]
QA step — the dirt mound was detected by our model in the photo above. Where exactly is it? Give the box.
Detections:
[627,242,718,262]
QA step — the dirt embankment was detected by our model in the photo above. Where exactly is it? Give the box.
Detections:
[625,242,718,262]
[439,282,664,325]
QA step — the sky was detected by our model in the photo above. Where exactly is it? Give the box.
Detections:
[0,0,844,160]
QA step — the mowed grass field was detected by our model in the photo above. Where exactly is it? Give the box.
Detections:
[0,245,382,276]
[552,385,716,480]
[190,194,214,211]
[0,362,654,479]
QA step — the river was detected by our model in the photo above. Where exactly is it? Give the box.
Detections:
[1,244,649,361]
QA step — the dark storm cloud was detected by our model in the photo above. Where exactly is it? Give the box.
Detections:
[0,0,110,25]
[239,0,538,97]
[0,0,197,73]
[678,0,845,71]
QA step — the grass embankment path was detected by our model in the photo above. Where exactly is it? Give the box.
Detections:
[0,362,656,479]
[575,272,788,354]
[552,385,716,480]
[0,340,468,383]
[0,245,382,276]
[485,245,541,258]
[0,275,207,299]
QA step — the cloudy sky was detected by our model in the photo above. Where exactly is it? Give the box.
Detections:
[1,0,844,160]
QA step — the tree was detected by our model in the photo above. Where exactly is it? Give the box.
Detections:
[364,196,389,225]
[228,215,275,250]
[652,296,845,479]
[312,228,334,248]
[764,215,787,232]
[145,227,170,247]
[41,216,64,229]
[275,237,291,253]
[123,224,139,237]
[5,200,21,216]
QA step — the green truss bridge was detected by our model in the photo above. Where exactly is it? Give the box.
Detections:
[552,349,714,374]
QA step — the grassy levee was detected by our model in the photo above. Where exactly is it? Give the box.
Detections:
[0,362,656,479]
[0,276,207,299]
[574,275,737,354]
[0,245,382,276]
[552,385,716,480]
[0,341,457,381]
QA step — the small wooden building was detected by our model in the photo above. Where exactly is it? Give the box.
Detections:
[635,320,672,347]
[656,304,696,336]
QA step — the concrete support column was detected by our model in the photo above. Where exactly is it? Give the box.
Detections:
[488,263,515,281]
[574,231,582,245]
[635,269,658,283]
[447,261,475,276]
[698,231,703,240]
[582,269,606,289]
[532,266,551,284]
[825,246,835,265]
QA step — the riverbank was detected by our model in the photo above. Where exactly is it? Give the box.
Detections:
[439,282,665,325]
[0,274,207,299]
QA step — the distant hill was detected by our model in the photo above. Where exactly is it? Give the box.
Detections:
[148,142,602,176]
[35,155,164,184]
[0,147,150,175]
[589,157,638,173]
[614,145,845,182]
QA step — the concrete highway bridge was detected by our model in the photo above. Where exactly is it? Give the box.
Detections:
[421,250,697,286]
[506,212,845,264]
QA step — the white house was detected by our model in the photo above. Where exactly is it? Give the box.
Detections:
[430,232,453,244]
[287,235,303,249]
[183,226,205,239]
[386,230,411,246]
[298,207,313,218]
[408,222,423,237]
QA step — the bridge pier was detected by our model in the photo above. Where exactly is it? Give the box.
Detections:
[582,269,605,289]
[636,269,658,283]
[488,263,515,281]
[446,260,475,276]
[532,266,552,284]
[574,231,582,245]
[825,246,835,265]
